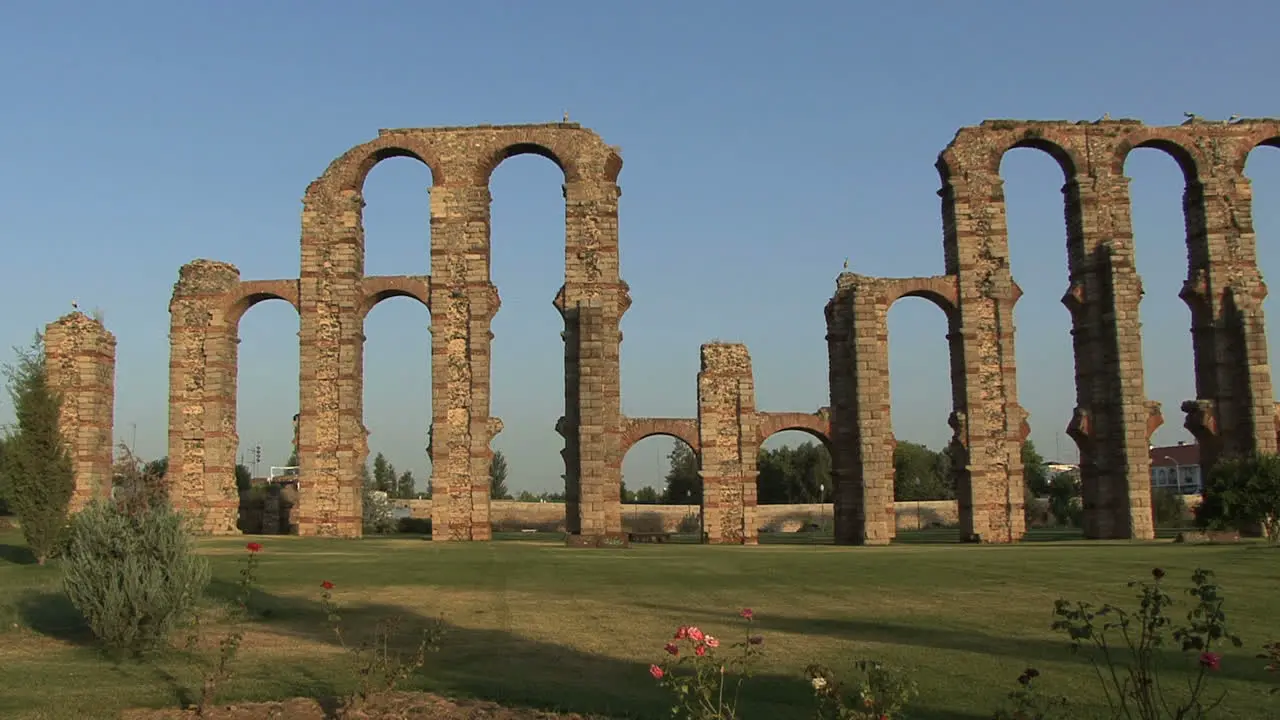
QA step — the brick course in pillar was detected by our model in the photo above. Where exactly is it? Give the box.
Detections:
[44,312,115,514]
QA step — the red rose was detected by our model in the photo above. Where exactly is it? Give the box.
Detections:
[321,580,334,590]
[246,542,262,553]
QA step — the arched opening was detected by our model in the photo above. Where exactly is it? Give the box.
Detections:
[234,298,298,534]
[886,296,954,518]
[758,429,832,541]
[621,434,699,538]
[489,153,567,503]
[361,155,433,277]
[1124,146,1197,451]
[1245,141,1280,404]
[363,296,431,519]
[1000,147,1077,522]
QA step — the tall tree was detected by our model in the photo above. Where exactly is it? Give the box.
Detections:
[2,336,75,564]
[634,485,660,504]
[396,469,416,499]
[235,464,252,493]
[1022,440,1049,496]
[0,434,11,515]
[758,441,831,504]
[661,443,701,504]
[490,450,510,500]
[893,441,953,501]
[371,452,394,494]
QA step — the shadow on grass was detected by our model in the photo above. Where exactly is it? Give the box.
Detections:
[194,576,914,720]
[0,543,36,565]
[16,588,94,645]
[626,600,1269,687]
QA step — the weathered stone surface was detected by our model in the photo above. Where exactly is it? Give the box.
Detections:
[43,311,115,514]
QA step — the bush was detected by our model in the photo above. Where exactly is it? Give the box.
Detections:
[362,488,395,535]
[61,482,210,657]
[1196,453,1280,542]
[2,336,74,564]
[1152,487,1190,528]
[396,517,431,535]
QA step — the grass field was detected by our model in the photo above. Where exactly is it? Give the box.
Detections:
[1,527,1277,720]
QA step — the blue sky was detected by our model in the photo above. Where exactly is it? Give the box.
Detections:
[2,1,1279,494]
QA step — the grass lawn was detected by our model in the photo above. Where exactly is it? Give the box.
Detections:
[1,527,1277,719]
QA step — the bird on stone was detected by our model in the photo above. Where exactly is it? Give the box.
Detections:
[1101,112,1111,121]
[563,110,570,122]
[842,257,849,270]
[1229,114,1241,123]
[71,299,79,310]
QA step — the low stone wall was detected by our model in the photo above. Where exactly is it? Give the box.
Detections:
[392,499,971,533]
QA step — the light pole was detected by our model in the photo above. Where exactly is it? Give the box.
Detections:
[1160,455,1181,493]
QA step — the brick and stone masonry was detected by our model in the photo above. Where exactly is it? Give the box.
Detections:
[43,311,116,514]
[158,117,1280,544]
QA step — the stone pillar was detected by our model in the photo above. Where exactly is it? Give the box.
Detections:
[825,274,895,545]
[297,185,363,537]
[937,166,1026,543]
[167,260,241,534]
[1060,172,1155,540]
[557,180,628,539]
[43,312,116,514]
[697,343,759,545]
[427,184,494,541]
[1181,173,1277,470]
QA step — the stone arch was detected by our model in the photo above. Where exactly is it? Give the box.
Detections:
[310,135,444,195]
[1111,133,1204,183]
[619,417,700,458]
[883,276,960,321]
[226,280,301,324]
[358,276,430,320]
[756,411,832,452]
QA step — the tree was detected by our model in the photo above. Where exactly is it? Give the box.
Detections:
[234,464,252,493]
[0,434,11,515]
[396,469,416,499]
[1,336,75,564]
[1022,440,1049,496]
[490,450,510,500]
[634,485,660,504]
[758,441,831,504]
[1196,454,1280,542]
[662,443,701,504]
[371,452,395,494]
[893,441,952,501]
[144,456,168,479]
[1046,470,1082,527]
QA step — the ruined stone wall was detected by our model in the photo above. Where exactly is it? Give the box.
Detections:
[43,312,115,514]
[826,117,1279,544]
[171,123,626,540]
[697,343,759,544]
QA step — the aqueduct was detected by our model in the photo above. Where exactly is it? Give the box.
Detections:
[42,117,1279,545]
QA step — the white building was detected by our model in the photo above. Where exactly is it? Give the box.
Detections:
[1149,442,1202,494]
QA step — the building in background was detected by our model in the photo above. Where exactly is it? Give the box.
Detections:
[1149,442,1202,494]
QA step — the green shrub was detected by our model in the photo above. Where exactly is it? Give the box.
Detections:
[1151,487,1190,528]
[61,498,210,657]
[1196,453,1280,542]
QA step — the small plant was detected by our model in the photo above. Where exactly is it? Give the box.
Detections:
[649,608,765,720]
[186,542,262,715]
[1259,642,1279,694]
[1050,567,1243,719]
[990,668,1070,720]
[320,580,444,712]
[61,453,209,657]
[804,658,918,720]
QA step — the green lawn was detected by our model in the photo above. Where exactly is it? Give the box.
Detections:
[1,527,1277,720]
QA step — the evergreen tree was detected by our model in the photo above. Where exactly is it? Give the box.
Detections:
[661,444,701,504]
[371,452,394,494]
[490,450,510,500]
[2,336,75,564]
